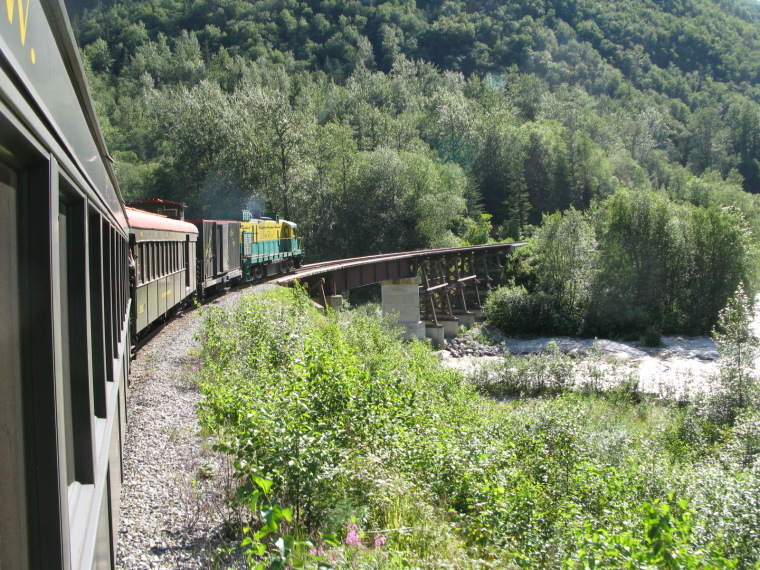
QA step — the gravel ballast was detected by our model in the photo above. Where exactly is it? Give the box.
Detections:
[117,286,275,569]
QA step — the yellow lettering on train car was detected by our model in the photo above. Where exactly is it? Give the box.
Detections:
[7,0,31,46]
[139,304,144,314]
[7,0,35,62]
[161,290,172,298]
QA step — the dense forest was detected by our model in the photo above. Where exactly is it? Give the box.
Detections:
[73,0,760,333]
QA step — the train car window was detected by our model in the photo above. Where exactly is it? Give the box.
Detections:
[59,191,96,486]
[111,227,119,356]
[88,212,107,418]
[102,219,115,379]
[185,238,190,288]
[0,167,28,570]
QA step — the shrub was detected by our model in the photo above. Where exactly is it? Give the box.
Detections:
[484,285,583,336]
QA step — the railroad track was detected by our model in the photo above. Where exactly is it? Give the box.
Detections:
[273,242,526,285]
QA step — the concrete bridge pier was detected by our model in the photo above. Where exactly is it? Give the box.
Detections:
[381,277,426,341]
[438,317,460,339]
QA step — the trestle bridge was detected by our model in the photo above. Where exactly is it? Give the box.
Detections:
[273,242,526,345]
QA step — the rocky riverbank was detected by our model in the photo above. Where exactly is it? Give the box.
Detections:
[439,324,721,399]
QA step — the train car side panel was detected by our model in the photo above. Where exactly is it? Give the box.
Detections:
[127,209,198,338]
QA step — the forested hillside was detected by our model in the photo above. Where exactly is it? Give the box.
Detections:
[73,0,760,333]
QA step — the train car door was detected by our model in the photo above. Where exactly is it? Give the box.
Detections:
[219,223,230,274]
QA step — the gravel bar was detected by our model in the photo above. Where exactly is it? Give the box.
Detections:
[117,285,276,569]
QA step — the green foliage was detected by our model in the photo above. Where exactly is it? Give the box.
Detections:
[567,495,737,569]
[490,189,757,337]
[241,477,313,570]
[484,285,582,336]
[532,208,596,310]
[75,0,760,266]
[696,283,760,426]
[197,289,760,568]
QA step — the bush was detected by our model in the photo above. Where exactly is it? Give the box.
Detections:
[484,285,583,336]
[641,325,662,347]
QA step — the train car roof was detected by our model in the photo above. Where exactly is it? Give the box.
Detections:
[2,0,129,231]
[126,207,199,234]
[127,198,188,208]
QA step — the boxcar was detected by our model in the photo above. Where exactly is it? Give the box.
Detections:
[127,207,198,336]
[0,0,130,567]
[189,219,242,296]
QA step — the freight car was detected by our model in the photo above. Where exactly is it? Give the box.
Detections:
[126,207,198,337]
[190,218,243,296]
[0,0,131,566]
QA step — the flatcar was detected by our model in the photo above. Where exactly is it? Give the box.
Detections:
[0,0,131,566]
[126,207,198,337]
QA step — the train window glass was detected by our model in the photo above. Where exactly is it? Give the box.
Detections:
[111,227,119,353]
[88,212,107,418]
[102,220,114,376]
[184,239,190,288]
[0,167,29,570]
[59,193,96,486]
[58,202,77,485]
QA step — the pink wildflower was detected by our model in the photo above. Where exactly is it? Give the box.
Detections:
[374,534,386,548]
[345,530,361,546]
[345,522,361,546]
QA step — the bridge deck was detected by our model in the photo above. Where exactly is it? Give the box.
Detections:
[273,242,526,291]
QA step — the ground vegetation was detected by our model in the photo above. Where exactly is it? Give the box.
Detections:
[197,287,760,569]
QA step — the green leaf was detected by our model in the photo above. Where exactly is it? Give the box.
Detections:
[254,476,273,495]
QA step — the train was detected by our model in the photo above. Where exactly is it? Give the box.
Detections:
[0,0,303,566]
[126,198,305,338]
